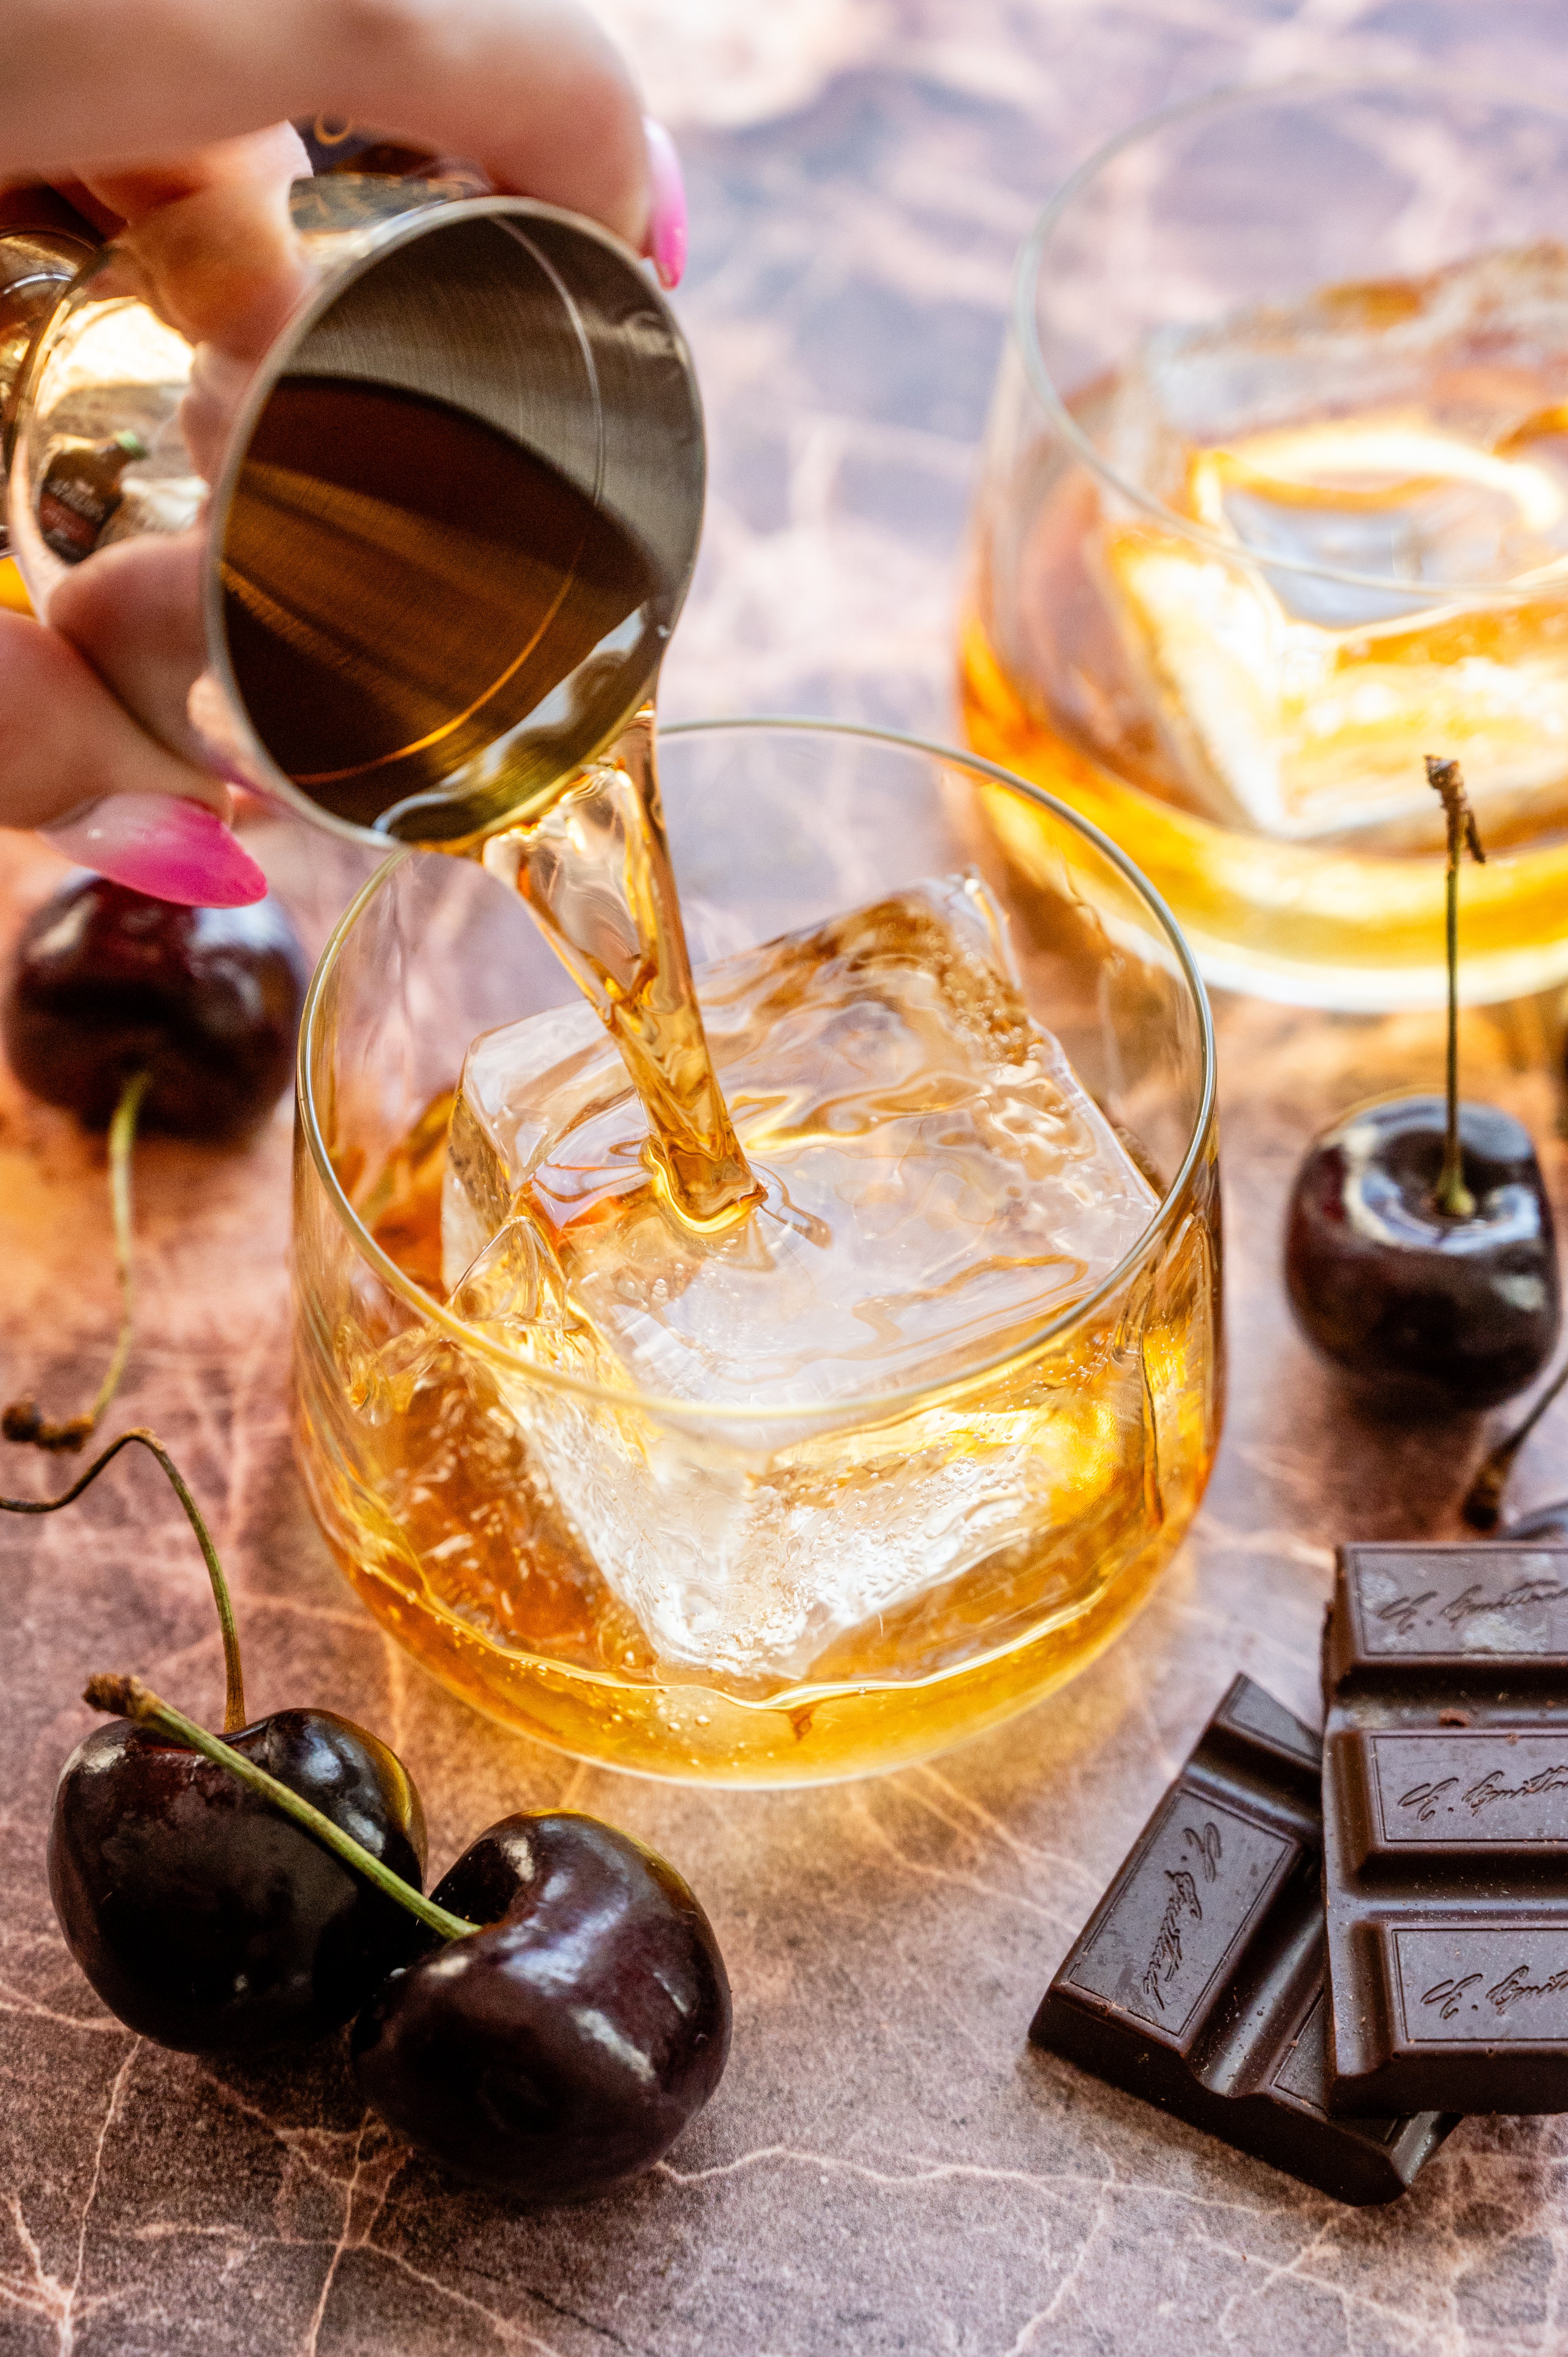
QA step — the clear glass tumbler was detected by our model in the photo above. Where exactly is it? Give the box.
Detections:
[962,74,1568,1010]
[293,720,1221,1783]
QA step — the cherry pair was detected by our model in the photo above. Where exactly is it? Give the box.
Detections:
[13,1433,729,2206]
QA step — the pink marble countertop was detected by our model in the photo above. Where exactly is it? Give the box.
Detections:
[8,4,1568,2351]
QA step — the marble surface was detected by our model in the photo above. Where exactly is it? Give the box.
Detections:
[9,3,1568,2351]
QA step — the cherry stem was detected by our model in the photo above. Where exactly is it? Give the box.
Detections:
[1426,757,1484,1221]
[83,1673,478,1944]
[0,1426,247,1733]
[3,1067,149,1451]
[1462,1354,1568,1531]
[92,1068,149,1428]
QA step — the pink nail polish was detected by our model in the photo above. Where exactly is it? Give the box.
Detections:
[42,793,268,907]
[643,117,687,291]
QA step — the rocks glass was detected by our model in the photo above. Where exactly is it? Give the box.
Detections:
[962,75,1568,1009]
[293,721,1220,1782]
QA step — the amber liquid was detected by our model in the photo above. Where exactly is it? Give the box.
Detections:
[298,815,1220,1778]
[963,360,1568,1010]
[304,1095,1218,1781]
[962,603,1568,1012]
[479,711,760,1227]
[226,372,755,1223]
[222,375,657,832]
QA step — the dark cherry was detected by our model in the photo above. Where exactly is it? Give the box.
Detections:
[1285,1093,1560,1412]
[3,873,308,1137]
[49,1706,428,2053]
[352,1812,731,2203]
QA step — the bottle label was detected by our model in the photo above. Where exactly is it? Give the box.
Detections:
[37,447,131,563]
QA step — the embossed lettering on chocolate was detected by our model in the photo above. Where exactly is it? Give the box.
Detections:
[1324,1542,1568,2116]
[1031,1677,1458,2204]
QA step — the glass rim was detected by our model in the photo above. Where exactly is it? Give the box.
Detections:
[1013,67,1568,604]
[297,715,1217,1431]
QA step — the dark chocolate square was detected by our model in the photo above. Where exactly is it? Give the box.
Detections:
[1032,1675,1457,2205]
[1323,1541,1568,2116]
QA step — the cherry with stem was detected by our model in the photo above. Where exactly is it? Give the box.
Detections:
[2,875,311,1448]
[11,1426,429,2052]
[13,1438,730,2168]
[1283,756,1559,1412]
[4,1067,148,1453]
[86,1671,472,1940]
[81,1666,734,2202]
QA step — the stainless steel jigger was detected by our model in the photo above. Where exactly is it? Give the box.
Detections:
[0,171,705,847]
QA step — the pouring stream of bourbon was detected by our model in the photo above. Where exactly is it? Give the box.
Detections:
[221,374,759,1228]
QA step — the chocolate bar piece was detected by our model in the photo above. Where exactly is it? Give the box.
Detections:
[1031,1676,1455,2204]
[1324,1541,1568,2117]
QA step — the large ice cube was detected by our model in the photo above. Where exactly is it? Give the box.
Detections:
[1097,245,1568,846]
[443,876,1158,1683]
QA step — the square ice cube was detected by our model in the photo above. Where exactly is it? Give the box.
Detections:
[442,875,1158,1683]
[1097,245,1568,846]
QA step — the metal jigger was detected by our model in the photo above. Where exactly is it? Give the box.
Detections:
[0,169,705,847]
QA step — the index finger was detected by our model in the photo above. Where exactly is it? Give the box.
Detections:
[3,0,653,251]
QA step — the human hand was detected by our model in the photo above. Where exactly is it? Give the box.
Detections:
[0,0,685,903]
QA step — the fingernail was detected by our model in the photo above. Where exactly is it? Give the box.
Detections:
[42,793,268,907]
[643,117,687,291]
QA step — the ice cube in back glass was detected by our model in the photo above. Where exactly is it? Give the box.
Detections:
[1095,244,1568,849]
